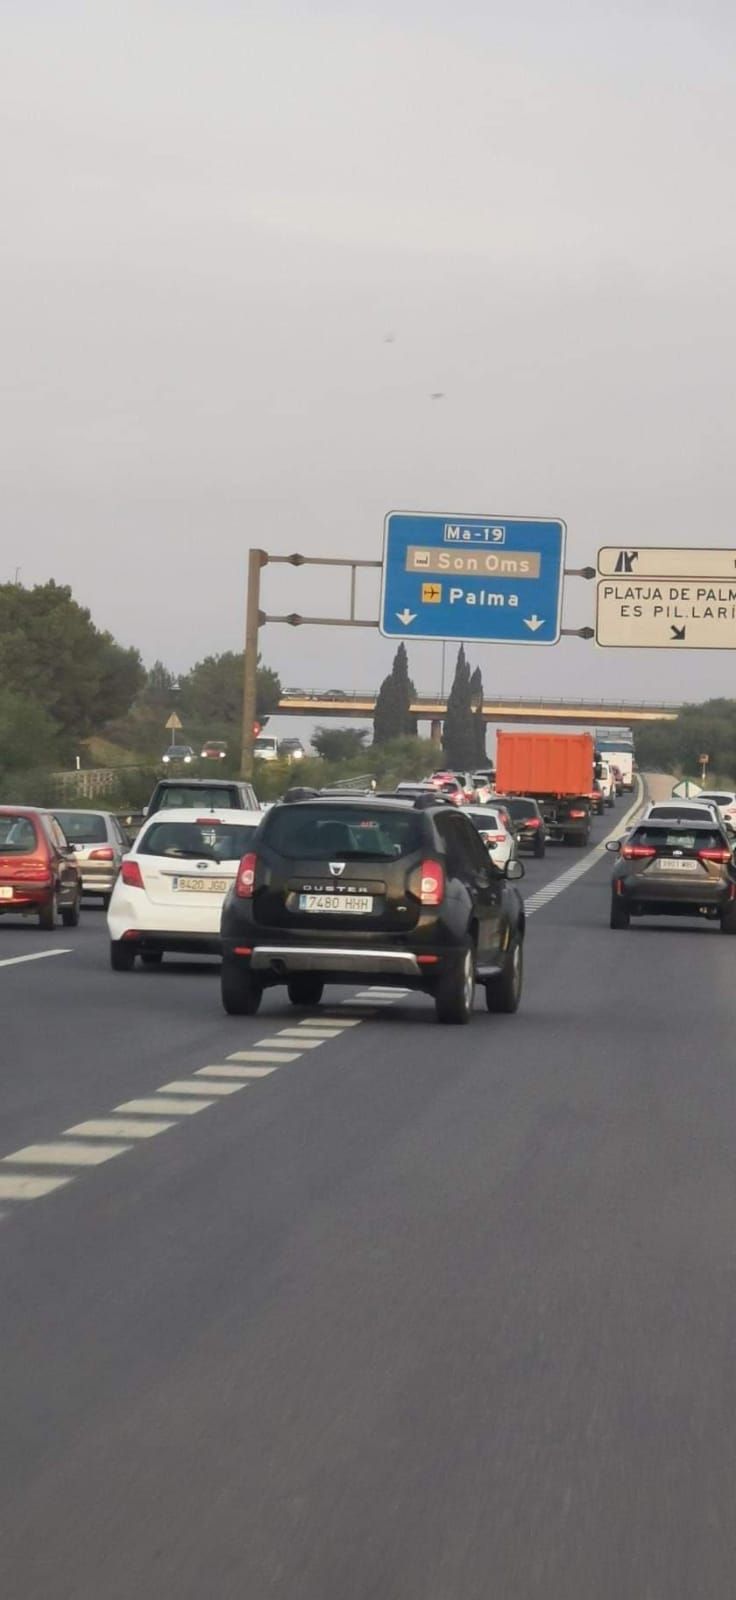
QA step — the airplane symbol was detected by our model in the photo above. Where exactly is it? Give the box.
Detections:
[422,583,443,604]
[615,551,639,573]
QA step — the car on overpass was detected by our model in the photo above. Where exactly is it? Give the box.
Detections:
[219,793,526,1024]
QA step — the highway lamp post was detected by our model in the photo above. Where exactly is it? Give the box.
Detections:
[700,753,709,785]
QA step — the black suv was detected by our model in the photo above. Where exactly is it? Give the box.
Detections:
[145,777,259,817]
[608,818,736,931]
[220,796,526,1024]
[492,796,547,856]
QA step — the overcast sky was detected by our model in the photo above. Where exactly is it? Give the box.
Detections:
[2,0,736,714]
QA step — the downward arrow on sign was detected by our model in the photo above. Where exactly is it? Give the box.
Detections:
[524,615,545,632]
[396,609,417,626]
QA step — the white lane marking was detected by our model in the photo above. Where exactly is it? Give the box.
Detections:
[314,1016,363,1026]
[272,1033,324,1049]
[156,1079,245,1097]
[287,1027,347,1038]
[64,1118,175,1140]
[2,1141,130,1167]
[0,1173,72,1199]
[227,1049,301,1063]
[367,987,408,995]
[115,1096,216,1116]
[196,1064,271,1079]
[0,948,73,971]
[525,778,645,918]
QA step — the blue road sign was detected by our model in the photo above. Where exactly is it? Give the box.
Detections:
[379,512,566,645]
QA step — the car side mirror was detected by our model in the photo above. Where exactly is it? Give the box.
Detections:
[605,839,621,852]
[505,858,525,881]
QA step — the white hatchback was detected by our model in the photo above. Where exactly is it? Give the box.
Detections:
[464,806,517,869]
[107,807,262,970]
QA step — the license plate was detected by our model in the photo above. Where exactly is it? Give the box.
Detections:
[655,858,699,872]
[0,886,13,899]
[174,877,229,893]
[299,894,373,914]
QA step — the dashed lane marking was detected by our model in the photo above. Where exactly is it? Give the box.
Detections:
[0,1173,72,1200]
[197,1064,273,1079]
[3,1141,130,1167]
[0,948,73,971]
[65,1118,176,1140]
[156,1079,245,1097]
[227,1050,301,1063]
[272,1033,325,1049]
[115,1096,216,1116]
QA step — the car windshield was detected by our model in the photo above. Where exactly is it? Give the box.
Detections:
[0,815,38,852]
[263,804,422,860]
[632,827,728,851]
[139,820,259,861]
[156,787,237,810]
[54,811,107,844]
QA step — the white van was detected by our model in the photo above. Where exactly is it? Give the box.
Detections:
[254,734,279,762]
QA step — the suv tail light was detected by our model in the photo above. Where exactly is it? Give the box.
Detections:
[569,809,587,819]
[89,847,114,861]
[621,844,657,860]
[698,848,732,863]
[236,853,257,898]
[481,832,507,845]
[525,817,541,828]
[121,860,144,887]
[412,859,445,906]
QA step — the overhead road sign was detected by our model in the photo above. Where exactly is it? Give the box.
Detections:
[598,547,736,579]
[380,512,566,644]
[596,579,736,649]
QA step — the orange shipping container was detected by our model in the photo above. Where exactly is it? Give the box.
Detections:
[495,731,595,796]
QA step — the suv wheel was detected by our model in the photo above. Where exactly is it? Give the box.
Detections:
[610,898,630,930]
[287,975,324,1007]
[486,936,523,1014]
[435,945,475,1026]
[221,959,263,1016]
[534,836,545,858]
[110,940,136,971]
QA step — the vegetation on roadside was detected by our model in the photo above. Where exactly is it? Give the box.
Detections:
[634,699,736,785]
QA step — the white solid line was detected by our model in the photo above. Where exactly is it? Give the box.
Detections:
[0,948,73,971]
[157,1079,245,1097]
[0,1173,72,1199]
[64,1119,175,1140]
[2,1141,130,1167]
[115,1097,215,1116]
[196,1065,270,1079]
[227,1049,301,1063]
[525,777,645,919]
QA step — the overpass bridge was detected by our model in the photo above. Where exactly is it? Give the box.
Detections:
[276,694,679,730]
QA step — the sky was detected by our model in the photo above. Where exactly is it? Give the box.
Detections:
[2,0,736,718]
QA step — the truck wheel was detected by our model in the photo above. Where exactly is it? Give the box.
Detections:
[287,975,324,1007]
[610,899,630,930]
[434,945,475,1025]
[221,959,263,1015]
[485,936,523,1013]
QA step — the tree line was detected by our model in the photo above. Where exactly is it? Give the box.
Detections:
[634,698,736,784]
[372,641,487,770]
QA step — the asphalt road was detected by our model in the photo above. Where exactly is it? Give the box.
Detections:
[3,779,736,1598]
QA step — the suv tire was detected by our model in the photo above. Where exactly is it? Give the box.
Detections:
[110,940,136,971]
[221,959,263,1016]
[610,898,630,930]
[287,975,324,1007]
[485,936,523,1013]
[435,945,475,1025]
[534,837,546,858]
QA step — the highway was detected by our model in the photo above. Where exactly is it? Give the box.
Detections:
[2,777,736,1598]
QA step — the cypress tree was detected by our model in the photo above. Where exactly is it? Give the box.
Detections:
[373,643,416,744]
[469,665,487,768]
[442,645,477,769]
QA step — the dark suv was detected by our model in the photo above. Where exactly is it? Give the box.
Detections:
[492,796,547,856]
[220,796,526,1024]
[608,818,736,931]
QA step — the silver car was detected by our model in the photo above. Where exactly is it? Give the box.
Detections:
[53,809,130,906]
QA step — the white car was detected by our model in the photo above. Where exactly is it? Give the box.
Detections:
[107,807,262,970]
[597,760,616,807]
[643,800,725,829]
[696,791,736,833]
[464,806,517,869]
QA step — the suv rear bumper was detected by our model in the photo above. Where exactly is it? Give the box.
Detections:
[250,944,423,978]
[617,878,732,909]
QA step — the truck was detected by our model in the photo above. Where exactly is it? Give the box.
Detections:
[594,727,634,793]
[495,731,595,846]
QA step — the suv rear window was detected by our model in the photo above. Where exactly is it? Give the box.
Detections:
[54,811,107,844]
[155,786,240,811]
[632,827,728,851]
[263,804,422,860]
[502,799,538,820]
[0,815,38,852]
[139,820,260,860]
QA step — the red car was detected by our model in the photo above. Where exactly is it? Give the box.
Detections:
[0,807,81,929]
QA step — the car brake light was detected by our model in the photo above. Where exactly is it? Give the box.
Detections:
[416,860,444,906]
[569,809,587,819]
[89,847,114,861]
[525,817,541,828]
[121,860,144,887]
[698,848,732,863]
[482,832,507,845]
[196,818,223,825]
[621,844,657,860]
[236,852,257,898]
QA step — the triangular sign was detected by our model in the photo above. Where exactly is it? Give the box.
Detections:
[165,712,183,730]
